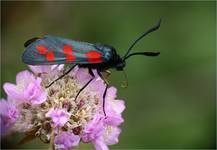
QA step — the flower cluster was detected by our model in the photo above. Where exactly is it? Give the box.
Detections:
[1,65,125,150]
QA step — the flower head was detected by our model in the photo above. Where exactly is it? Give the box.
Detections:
[2,65,125,149]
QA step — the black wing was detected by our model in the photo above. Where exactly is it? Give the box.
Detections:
[22,35,112,65]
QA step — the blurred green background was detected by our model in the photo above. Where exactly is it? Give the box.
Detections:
[1,1,216,149]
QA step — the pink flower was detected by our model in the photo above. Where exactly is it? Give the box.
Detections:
[0,99,19,136]
[3,70,47,105]
[2,65,125,149]
[46,108,70,127]
[54,131,80,150]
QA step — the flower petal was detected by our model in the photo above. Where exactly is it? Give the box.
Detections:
[46,108,70,127]
[29,65,64,74]
[16,70,34,85]
[51,64,64,71]
[55,131,80,149]
[103,126,121,145]
[3,83,24,100]
[82,114,105,142]
[109,100,125,114]
[0,99,19,136]
[93,136,109,150]
[74,68,93,85]
[30,89,47,105]
[104,114,124,126]
[29,65,51,74]
[106,87,117,100]
[21,78,47,105]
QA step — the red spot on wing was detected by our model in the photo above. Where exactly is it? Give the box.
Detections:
[63,44,73,55]
[46,52,55,61]
[36,45,56,62]
[63,44,76,62]
[36,45,48,54]
[85,51,103,63]
[66,54,76,62]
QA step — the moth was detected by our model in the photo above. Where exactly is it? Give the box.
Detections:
[22,19,161,115]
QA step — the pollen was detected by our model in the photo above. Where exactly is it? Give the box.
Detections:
[66,90,70,94]
[59,97,65,101]
[107,125,113,134]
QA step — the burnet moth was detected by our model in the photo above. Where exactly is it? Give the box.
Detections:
[22,19,161,115]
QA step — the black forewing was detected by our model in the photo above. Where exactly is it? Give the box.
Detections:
[22,35,112,65]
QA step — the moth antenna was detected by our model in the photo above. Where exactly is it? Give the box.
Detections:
[121,70,128,88]
[124,51,160,60]
[123,19,161,59]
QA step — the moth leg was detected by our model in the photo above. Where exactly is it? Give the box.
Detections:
[102,84,108,116]
[46,65,77,88]
[97,70,109,116]
[101,70,111,84]
[99,70,110,85]
[74,68,95,101]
